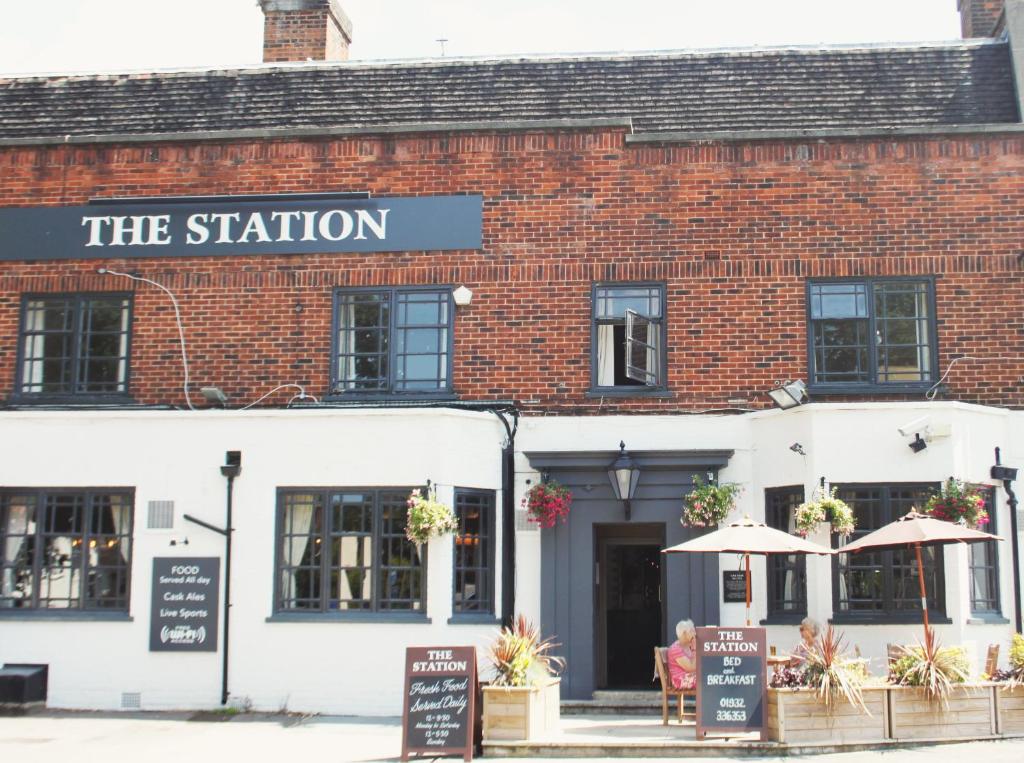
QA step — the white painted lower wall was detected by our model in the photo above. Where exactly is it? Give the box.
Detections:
[0,401,1021,714]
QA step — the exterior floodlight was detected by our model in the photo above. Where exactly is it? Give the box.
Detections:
[607,441,641,521]
[452,285,473,306]
[767,380,808,410]
[200,386,228,406]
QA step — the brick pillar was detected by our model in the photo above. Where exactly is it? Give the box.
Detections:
[958,0,1005,38]
[259,0,353,63]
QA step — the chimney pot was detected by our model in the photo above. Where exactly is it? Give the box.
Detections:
[259,0,353,63]
[958,0,1006,38]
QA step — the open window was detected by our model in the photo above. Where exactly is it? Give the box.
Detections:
[593,284,664,390]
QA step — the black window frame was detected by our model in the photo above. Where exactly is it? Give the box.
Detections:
[830,482,948,624]
[589,281,668,396]
[329,285,455,399]
[806,277,938,394]
[968,486,1002,617]
[13,292,134,403]
[451,488,497,620]
[764,486,807,623]
[273,487,428,618]
[0,487,135,616]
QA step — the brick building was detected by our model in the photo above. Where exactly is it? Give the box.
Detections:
[0,0,1021,713]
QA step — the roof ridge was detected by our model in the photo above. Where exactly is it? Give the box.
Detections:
[0,37,1005,84]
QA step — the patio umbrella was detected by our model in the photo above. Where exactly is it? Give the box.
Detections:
[662,515,834,626]
[834,510,1002,636]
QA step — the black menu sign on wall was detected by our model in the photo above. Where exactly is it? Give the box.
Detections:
[722,570,748,603]
[401,646,479,762]
[149,557,220,652]
[695,626,767,741]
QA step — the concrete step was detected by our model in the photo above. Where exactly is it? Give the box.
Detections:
[562,690,695,716]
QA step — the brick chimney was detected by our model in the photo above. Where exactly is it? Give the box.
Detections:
[958,0,1005,37]
[258,0,353,63]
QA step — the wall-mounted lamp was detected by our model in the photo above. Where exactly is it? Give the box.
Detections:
[607,441,641,521]
[201,386,228,407]
[909,433,928,453]
[452,285,473,306]
[767,380,808,410]
[169,537,190,547]
[789,443,806,456]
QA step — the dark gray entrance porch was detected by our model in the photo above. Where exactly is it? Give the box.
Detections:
[525,449,732,700]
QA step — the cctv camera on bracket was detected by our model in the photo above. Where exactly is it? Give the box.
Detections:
[897,416,931,438]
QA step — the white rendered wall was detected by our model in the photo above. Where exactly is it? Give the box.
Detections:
[0,408,505,715]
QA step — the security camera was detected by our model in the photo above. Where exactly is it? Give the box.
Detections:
[897,416,931,438]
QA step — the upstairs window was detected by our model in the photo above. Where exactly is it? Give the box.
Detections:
[808,279,935,390]
[1,489,133,612]
[592,284,665,391]
[332,288,452,395]
[16,294,132,398]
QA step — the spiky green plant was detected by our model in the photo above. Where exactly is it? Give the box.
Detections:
[486,615,565,687]
[993,633,1024,689]
[888,626,968,703]
[802,626,870,715]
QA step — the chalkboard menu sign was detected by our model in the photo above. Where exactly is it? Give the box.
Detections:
[695,626,767,741]
[722,570,747,603]
[149,557,220,652]
[401,646,479,762]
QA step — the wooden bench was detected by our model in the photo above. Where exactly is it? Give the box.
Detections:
[654,646,696,725]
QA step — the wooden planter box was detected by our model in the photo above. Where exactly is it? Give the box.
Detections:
[482,678,560,741]
[995,685,1024,735]
[767,687,889,744]
[888,684,996,740]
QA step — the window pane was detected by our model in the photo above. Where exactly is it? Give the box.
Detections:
[330,492,373,610]
[85,493,132,609]
[1,495,37,609]
[969,488,1000,614]
[378,492,423,611]
[595,286,661,319]
[279,493,324,610]
[336,293,390,391]
[812,320,869,383]
[809,283,867,319]
[394,292,448,391]
[875,282,931,383]
[454,491,495,614]
[765,488,806,617]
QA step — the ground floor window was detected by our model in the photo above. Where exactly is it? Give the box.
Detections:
[0,488,133,611]
[452,489,496,616]
[969,486,1001,616]
[275,488,425,613]
[832,483,943,621]
[765,486,806,621]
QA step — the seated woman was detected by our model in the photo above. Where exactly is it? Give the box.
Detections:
[667,619,697,690]
[789,616,820,668]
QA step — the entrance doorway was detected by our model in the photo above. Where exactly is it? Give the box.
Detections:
[595,524,665,689]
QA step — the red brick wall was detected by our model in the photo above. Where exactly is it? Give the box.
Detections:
[0,129,1021,413]
[959,0,1004,37]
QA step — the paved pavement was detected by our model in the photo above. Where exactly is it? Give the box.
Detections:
[1,711,1024,762]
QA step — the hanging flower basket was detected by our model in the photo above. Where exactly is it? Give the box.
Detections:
[681,475,741,528]
[522,480,572,529]
[924,478,988,529]
[405,488,459,545]
[795,488,855,537]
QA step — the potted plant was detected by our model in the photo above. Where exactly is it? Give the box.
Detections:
[681,475,741,528]
[481,616,564,741]
[767,627,887,744]
[522,480,572,528]
[887,628,996,739]
[993,633,1024,734]
[404,487,459,545]
[794,488,855,537]
[924,478,989,529]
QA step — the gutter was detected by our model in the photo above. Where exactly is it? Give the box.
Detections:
[626,123,1024,144]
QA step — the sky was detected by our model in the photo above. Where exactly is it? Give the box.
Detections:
[0,0,965,76]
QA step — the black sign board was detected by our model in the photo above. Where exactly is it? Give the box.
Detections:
[0,194,483,261]
[149,557,220,652]
[401,646,479,762]
[695,626,767,741]
[722,570,748,603]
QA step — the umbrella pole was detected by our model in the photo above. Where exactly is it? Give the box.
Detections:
[744,552,751,627]
[914,542,931,634]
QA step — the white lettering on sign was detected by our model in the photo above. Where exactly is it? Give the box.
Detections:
[83,208,389,248]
